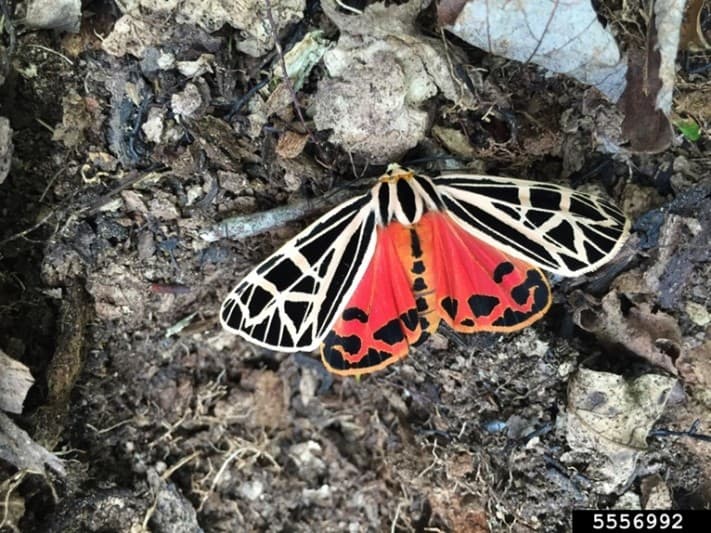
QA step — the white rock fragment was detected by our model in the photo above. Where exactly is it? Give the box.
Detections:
[135,0,306,57]
[177,54,215,78]
[25,0,81,33]
[313,0,470,163]
[142,107,165,144]
[171,83,203,119]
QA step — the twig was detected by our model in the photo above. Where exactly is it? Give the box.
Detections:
[25,44,74,66]
[263,0,322,152]
[0,209,56,246]
[200,185,358,242]
[650,419,711,443]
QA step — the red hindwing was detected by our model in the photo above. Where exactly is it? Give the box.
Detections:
[321,212,551,376]
[321,224,423,375]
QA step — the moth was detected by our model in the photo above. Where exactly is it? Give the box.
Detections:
[220,164,629,376]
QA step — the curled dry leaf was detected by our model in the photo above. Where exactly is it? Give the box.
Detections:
[566,368,677,494]
[618,46,672,154]
[572,290,682,375]
[680,0,710,50]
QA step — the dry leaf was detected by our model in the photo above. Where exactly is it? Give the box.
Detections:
[442,0,627,101]
[566,368,676,494]
[0,350,34,414]
[276,130,309,159]
[573,290,681,375]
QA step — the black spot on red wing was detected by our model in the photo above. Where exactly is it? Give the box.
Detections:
[412,260,425,274]
[441,296,458,320]
[413,277,427,291]
[410,229,423,258]
[324,331,362,357]
[400,308,419,331]
[412,330,430,346]
[493,308,526,328]
[342,307,368,322]
[419,317,432,331]
[416,296,428,312]
[374,319,406,345]
[511,270,548,307]
[247,285,272,315]
[533,277,550,311]
[468,295,500,317]
[460,318,475,327]
[493,262,514,283]
[511,283,530,306]
[363,348,393,368]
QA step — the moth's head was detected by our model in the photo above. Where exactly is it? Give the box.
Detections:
[380,163,414,183]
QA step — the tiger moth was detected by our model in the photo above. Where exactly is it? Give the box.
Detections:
[220,164,630,376]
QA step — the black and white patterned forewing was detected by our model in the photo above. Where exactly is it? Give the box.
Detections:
[433,174,630,277]
[221,193,378,351]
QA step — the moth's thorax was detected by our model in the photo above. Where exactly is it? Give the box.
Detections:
[373,166,444,227]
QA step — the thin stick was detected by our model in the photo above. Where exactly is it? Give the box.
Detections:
[201,185,361,242]
[263,0,322,151]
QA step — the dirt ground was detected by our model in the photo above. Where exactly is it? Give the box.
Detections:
[1,1,710,532]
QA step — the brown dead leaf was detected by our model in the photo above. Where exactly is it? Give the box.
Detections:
[573,290,681,375]
[436,0,467,26]
[429,488,489,533]
[618,42,672,153]
[680,0,710,50]
[641,474,673,509]
[276,130,309,159]
[252,372,288,430]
